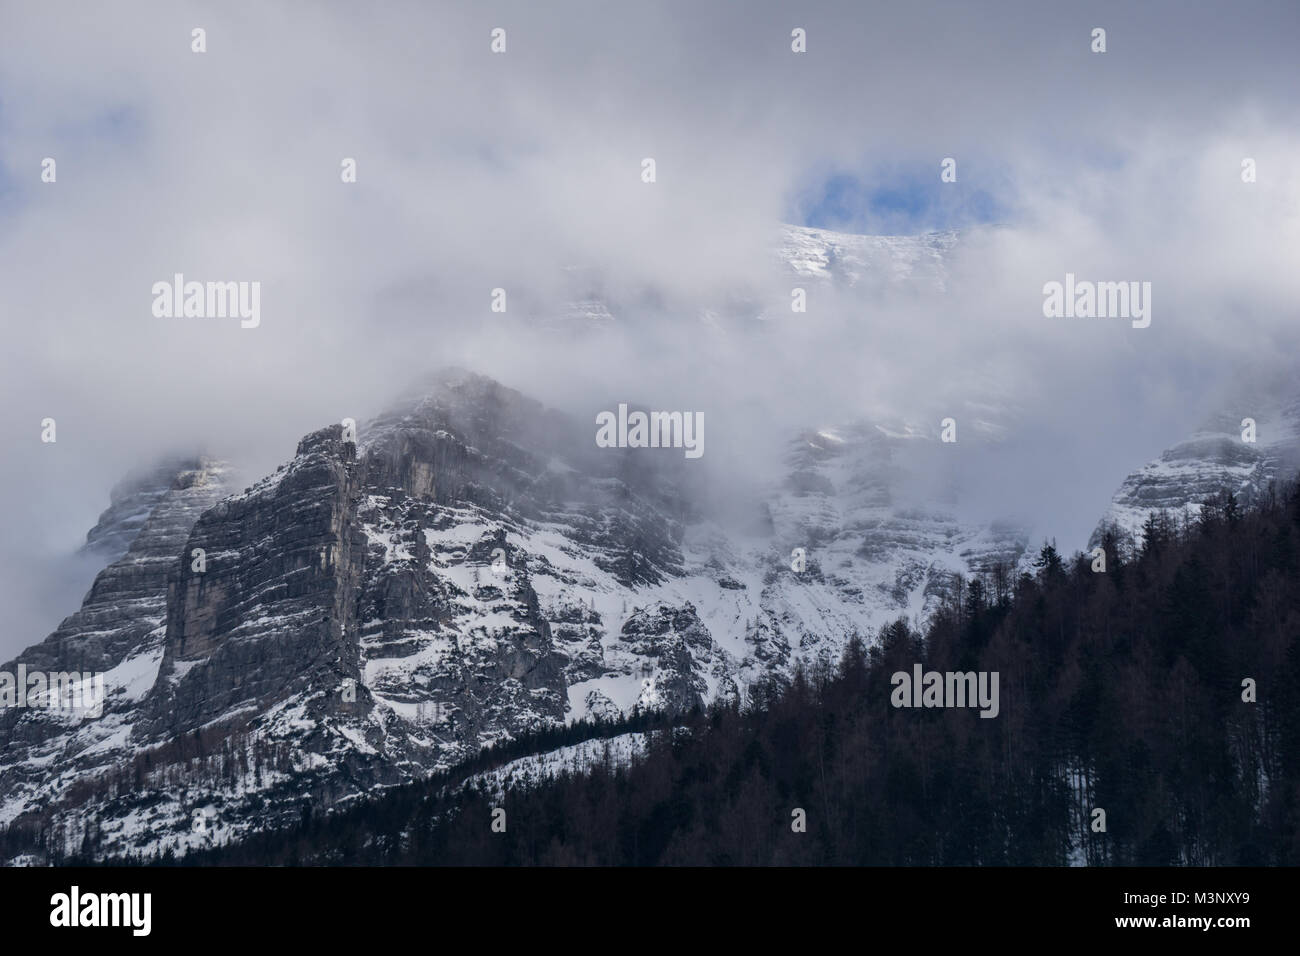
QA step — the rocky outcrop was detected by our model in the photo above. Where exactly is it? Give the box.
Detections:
[79,457,228,563]
[0,370,1028,862]
[9,457,234,678]
[1091,394,1300,548]
[140,427,367,740]
[620,604,714,715]
[0,456,234,843]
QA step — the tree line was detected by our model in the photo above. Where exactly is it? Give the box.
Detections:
[50,479,1300,865]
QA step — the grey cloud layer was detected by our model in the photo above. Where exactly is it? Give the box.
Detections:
[1,0,1297,655]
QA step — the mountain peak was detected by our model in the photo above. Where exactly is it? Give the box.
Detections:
[81,455,233,562]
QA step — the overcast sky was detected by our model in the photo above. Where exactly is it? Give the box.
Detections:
[2,0,1298,656]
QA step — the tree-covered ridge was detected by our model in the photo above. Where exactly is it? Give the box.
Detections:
[99,482,1300,866]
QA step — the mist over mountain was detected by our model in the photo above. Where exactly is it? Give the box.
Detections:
[2,340,1292,863]
[1,1,1298,878]
[4,2,1299,663]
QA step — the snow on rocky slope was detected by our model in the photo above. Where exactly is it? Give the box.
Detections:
[776,224,958,291]
[15,361,1282,860]
[0,360,1024,860]
[543,223,959,331]
[1091,390,1300,547]
[0,458,235,841]
[6,222,1282,863]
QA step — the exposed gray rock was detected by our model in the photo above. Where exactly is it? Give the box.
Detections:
[1091,393,1300,549]
[0,456,234,836]
[620,603,713,715]
[140,428,368,740]
[2,455,233,681]
[0,371,1029,862]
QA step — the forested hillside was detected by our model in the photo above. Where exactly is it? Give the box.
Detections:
[140,481,1300,866]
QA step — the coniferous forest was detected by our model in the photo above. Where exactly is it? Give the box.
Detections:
[105,481,1300,866]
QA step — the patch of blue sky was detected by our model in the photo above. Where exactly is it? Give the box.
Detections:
[788,156,1017,235]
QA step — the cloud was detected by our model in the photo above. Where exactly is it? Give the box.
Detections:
[1,0,1298,655]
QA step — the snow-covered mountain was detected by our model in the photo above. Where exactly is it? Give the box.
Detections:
[777,224,958,290]
[544,223,959,330]
[5,219,1278,864]
[1092,390,1300,547]
[0,362,1024,861]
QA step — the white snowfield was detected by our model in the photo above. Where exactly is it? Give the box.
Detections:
[777,224,958,289]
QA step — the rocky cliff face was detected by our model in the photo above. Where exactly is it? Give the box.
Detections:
[0,457,233,845]
[140,428,368,738]
[80,457,226,564]
[1091,392,1300,548]
[0,370,1027,862]
[2,455,233,681]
